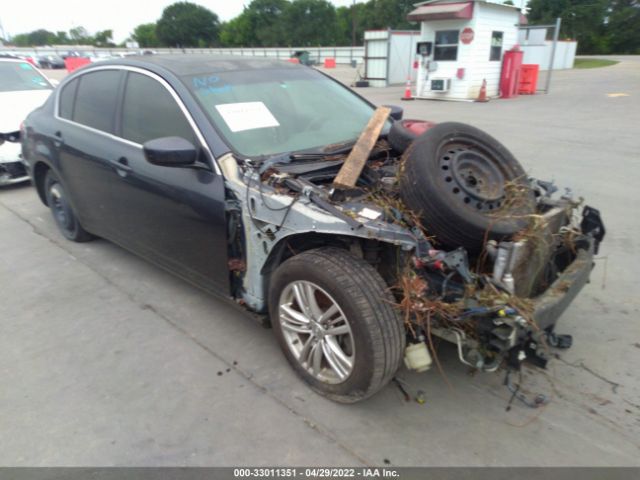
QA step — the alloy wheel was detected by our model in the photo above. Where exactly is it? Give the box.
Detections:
[278,280,355,384]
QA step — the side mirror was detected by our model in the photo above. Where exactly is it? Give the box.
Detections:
[143,136,197,167]
[383,104,404,121]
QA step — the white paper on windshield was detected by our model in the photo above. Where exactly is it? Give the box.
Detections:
[215,102,279,132]
[358,207,382,220]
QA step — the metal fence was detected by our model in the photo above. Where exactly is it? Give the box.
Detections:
[2,46,366,65]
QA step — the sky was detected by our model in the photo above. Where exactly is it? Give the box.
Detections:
[0,0,357,43]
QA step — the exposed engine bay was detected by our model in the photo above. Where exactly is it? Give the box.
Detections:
[218,118,605,381]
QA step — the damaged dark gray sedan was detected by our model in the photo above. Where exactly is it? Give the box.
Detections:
[21,55,605,403]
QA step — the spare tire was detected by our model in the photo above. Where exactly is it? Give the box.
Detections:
[388,119,437,153]
[399,122,534,252]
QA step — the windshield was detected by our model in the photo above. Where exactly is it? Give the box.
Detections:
[0,62,52,92]
[184,67,385,158]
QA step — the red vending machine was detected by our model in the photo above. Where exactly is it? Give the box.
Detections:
[500,47,523,99]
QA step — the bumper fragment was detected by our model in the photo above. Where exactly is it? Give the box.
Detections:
[532,244,595,331]
[0,161,30,186]
[0,137,30,186]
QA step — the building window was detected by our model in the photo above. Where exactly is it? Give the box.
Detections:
[434,30,459,61]
[490,31,503,61]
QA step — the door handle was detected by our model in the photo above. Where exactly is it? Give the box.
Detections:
[113,157,132,174]
[115,157,132,171]
[53,130,63,148]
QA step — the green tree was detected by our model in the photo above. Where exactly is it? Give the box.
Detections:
[55,31,70,44]
[606,0,640,54]
[156,1,220,47]
[366,0,414,30]
[93,29,115,47]
[335,2,371,45]
[527,0,609,53]
[10,29,57,46]
[28,29,58,45]
[220,12,256,46]
[10,33,31,46]
[245,0,290,47]
[335,6,353,45]
[69,26,91,44]
[334,0,417,46]
[132,23,159,47]
[285,0,337,45]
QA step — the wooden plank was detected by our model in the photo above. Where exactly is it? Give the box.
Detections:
[333,106,391,188]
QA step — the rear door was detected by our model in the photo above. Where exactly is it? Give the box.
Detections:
[56,69,125,237]
[109,69,229,294]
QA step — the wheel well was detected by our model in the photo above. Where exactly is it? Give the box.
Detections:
[33,162,50,205]
[261,233,404,290]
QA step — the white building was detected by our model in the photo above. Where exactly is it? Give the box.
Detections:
[408,0,522,100]
[489,0,527,10]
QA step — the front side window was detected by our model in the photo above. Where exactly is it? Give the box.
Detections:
[0,61,52,92]
[434,30,459,61]
[490,31,504,61]
[121,72,196,146]
[72,70,122,133]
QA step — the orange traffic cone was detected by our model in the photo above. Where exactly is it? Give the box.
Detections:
[401,77,414,101]
[476,79,489,102]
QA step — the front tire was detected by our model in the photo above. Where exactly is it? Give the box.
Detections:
[269,247,405,403]
[44,170,93,242]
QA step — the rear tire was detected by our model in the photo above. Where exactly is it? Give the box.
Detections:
[269,247,404,403]
[44,170,93,242]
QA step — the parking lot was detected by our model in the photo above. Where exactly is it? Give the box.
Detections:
[1,57,639,466]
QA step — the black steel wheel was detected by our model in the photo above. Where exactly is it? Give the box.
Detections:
[400,122,534,252]
[44,170,93,242]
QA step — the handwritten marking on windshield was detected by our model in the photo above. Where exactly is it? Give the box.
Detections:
[192,75,232,95]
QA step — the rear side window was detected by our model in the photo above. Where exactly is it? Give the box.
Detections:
[73,70,122,133]
[58,78,78,119]
[121,72,196,145]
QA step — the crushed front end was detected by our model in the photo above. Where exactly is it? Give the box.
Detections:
[400,187,605,373]
[219,125,605,378]
[0,131,29,186]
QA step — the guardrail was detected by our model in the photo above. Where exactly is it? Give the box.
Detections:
[2,46,366,65]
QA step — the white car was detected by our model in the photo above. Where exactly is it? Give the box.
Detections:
[0,58,54,185]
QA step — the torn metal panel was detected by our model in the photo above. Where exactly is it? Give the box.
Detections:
[219,153,423,311]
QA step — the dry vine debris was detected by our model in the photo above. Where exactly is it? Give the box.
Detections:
[388,176,586,375]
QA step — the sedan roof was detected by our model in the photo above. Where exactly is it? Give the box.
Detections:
[100,54,300,77]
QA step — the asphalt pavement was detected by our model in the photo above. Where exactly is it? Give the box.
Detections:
[1,57,639,466]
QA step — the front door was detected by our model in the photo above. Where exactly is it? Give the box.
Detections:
[109,70,229,294]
